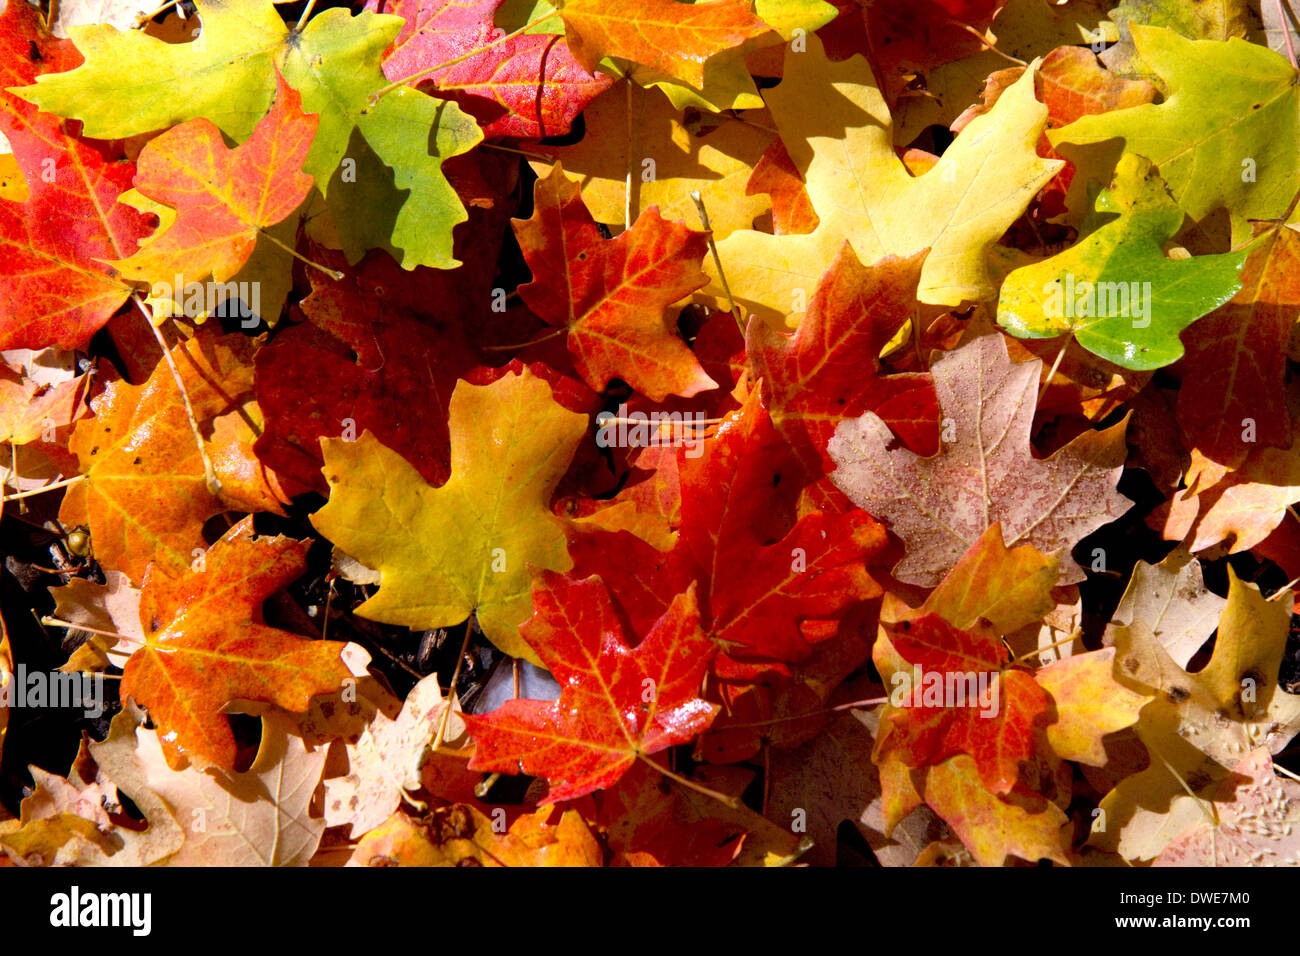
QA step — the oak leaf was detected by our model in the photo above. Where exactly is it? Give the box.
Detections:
[997,153,1247,370]
[1052,25,1300,240]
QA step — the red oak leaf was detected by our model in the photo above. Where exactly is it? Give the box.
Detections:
[569,388,888,668]
[513,163,718,402]
[464,573,717,801]
[368,0,612,139]
[0,0,150,350]
[747,242,939,509]
[880,612,1050,795]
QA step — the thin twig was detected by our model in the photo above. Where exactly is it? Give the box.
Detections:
[690,191,744,337]
[136,297,221,497]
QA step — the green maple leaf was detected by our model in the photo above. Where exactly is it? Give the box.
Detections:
[997,154,1248,371]
[1051,24,1300,242]
[11,0,482,269]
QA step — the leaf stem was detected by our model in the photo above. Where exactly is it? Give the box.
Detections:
[133,0,183,28]
[135,296,222,497]
[690,191,744,338]
[432,622,473,752]
[640,754,740,810]
[480,326,567,351]
[0,474,85,502]
[1277,0,1299,70]
[294,0,318,32]
[258,228,344,281]
[624,80,634,231]
[1011,626,1082,666]
[41,616,127,641]
[1036,335,1070,408]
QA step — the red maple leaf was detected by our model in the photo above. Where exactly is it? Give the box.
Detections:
[513,163,718,403]
[748,242,939,509]
[0,0,151,350]
[368,0,611,138]
[879,612,1050,795]
[464,573,717,801]
[570,388,887,668]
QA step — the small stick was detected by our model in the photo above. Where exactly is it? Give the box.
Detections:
[0,474,86,502]
[690,191,744,337]
[432,622,472,752]
[1036,335,1071,408]
[136,296,221,497]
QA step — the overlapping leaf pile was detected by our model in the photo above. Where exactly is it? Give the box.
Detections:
[2,0,1300,867]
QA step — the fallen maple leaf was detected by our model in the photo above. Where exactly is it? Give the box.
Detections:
[323,673,472,838]
[747,243,938,503]
[368,0,612,138]
[0,0,150,350]
[349,804,603,866]
[59,327,289,582]
[121,516,351,770]
[555,0,770,90]
[569,388,888,667]
[107,72,316,289]
[828,333,1130,587]
[1177,224,1299,468]
[1155,748,1300,867]
[514,163,717,402]
[311,367,588,665]
[710,34,1061,322]
[464,572,717,801]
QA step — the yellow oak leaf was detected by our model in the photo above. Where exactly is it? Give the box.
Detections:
[311,368,588,666]
[707,34,1062,326]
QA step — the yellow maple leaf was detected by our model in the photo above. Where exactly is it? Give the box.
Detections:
[709,35,1062,326]
[311,368,588,667]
